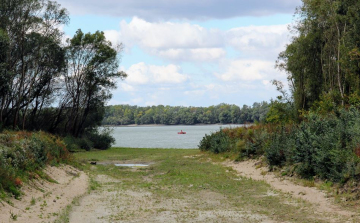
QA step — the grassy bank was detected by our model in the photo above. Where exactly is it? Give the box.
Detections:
[0,131,71,199]
[72,147,342,222]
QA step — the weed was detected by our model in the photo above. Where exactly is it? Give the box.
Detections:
[89,178,101,191]
[30,197,36,205]
[9,210,18,221]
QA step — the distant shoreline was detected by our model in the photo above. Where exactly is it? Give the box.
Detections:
[102,123,250,127]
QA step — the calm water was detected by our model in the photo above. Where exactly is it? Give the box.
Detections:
[110,125,244,149]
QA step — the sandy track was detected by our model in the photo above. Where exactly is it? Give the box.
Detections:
[69,173,275,223]
[225,159,360,222]
[0,165,88,223]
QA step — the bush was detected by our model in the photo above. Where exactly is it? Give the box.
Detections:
[0,131,71,197]
[199,129,230,153]
[63,128,115,151]
[266,126,295,167]
[87,128,115,150]
[199,107,360,183]
[292,109,360,181]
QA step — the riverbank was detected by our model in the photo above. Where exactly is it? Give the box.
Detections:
[2,147,359,222]
[70,148,359,222]
[0,165,88,223]
[102,123,249,127]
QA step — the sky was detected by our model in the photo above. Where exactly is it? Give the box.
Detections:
[56,0,302,107]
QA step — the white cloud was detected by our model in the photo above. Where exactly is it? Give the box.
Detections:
[104,18,290,62]
[119,83,135,92]
[120,17,223,49]
[217,59,285,82]
[226,24,290,59]
[125,62,150,84]
[156,48,226,62]
[105,17,225,62]
[104,30,122,47]
[125,62,188,85]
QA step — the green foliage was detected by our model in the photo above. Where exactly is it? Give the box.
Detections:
[200,107,360,183]
[0,1,126,149]
[0,131,71,197]
[291,108,360,181]
[87,128,115,150]
[277,0,360,110]
[63,128,115,151]
[265,126,296,167]
[198,129,230,154]
[103,102,270,126]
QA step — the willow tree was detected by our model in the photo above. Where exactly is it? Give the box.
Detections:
[0,0,69,129]
[53,29,126,137]
[277,0,360,113]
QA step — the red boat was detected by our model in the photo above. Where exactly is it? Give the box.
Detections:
[178,130,186,134]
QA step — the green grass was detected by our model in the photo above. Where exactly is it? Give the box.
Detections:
[73,147,336,222]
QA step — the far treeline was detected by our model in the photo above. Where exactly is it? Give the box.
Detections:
[200,0,360,198]
[103,102,270,125]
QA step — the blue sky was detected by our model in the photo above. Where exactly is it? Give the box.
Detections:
[57,0,302,107]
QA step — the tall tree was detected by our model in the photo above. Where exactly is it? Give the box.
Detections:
[0,0,68,129]
[55,29,126,137]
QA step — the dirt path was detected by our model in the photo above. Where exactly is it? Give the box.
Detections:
[4,156,359,222]
[225,159,360,222]
[69,173,275,223]
[0,165,88,223]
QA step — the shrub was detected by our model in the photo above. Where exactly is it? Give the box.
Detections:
[87,128,115,150]
[199,107,360,183]
[0,131,71,197]
[266,126,295,167]
[199,129,230,153]
[63,128,115,151]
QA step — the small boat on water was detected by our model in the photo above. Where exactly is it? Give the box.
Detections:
[178,130,186,134]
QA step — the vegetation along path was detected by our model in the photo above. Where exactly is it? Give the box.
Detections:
[67,148,360,223]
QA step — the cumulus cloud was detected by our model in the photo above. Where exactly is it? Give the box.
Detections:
[103,17,290,62]
[57,0,301,20]
[217,59,285,82]
[226,24,289,59]
[106,17,225,62]
[125,62,188,85]
[120,17,223,49]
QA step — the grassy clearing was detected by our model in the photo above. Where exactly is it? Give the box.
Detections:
[73,147,337,222]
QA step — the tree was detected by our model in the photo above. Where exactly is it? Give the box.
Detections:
[54,29,126,137]
[277,0,360,112]
[0,0,69,129]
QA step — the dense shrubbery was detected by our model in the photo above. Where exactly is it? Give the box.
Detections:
[0,131,71,198]
[199,108,360,183]
[199,129,230,154]
[63,128,115,151]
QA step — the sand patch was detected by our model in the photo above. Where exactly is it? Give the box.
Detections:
[69,173,275,223]
[225,159,360,222]
[0,165,88,223]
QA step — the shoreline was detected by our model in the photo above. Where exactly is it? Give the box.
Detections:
[102,123,250,127]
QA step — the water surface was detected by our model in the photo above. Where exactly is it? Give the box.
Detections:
[111,124,244,149]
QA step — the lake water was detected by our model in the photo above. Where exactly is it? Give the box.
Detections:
[110,124,245,149]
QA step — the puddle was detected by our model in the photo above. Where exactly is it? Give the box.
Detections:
[114,164,149,167]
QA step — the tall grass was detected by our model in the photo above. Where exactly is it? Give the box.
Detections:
[0,131,71,198]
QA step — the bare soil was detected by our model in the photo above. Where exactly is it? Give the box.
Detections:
[0,165,88,223]
[2,158,360,223]
[225,159,360,222]
[69,174,275,223]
